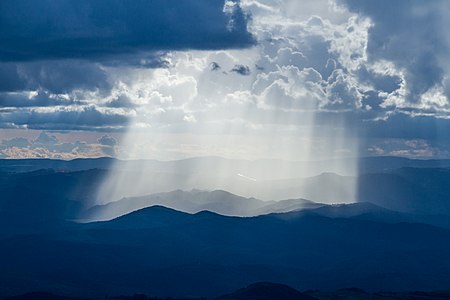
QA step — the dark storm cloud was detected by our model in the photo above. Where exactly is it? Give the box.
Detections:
[340,0,448,102]
[0,59,119,110]
[0,0,255,131]
[356,66,401,94]
[17,61,111,94]
[100,52,170,69]
[0,63,27,92]
[231,64,251,75]
[0,0,254,62]
[361,114,450,140]
[309,109,450,143]
[333,0,450,150]
[0,60,111,103]
[0,91,74,108]
[0,106,129,130]
[210,62,222,71]
[104,95,137,109]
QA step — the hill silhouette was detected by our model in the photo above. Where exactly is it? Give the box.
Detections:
[217,282,317,300]
[2,206,450,297]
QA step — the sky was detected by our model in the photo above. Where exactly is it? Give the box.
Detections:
[1,0,450,160]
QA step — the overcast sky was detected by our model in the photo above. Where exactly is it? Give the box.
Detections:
[1,0,450,160]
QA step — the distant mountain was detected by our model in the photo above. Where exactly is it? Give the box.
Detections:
[357,167,450,214]
[305,202,450,229]
[253,198,323,216]
[0,168,106,220]
[3,165,450,223]
[241,172,356,202]
[3,156,450,205]
[83,189,322,220]
[2,206,450,297]
[83,187,450,227]
[251,167,450,214]
[0,157,117,173]
[2,155,450,174]
[357,156,450,173]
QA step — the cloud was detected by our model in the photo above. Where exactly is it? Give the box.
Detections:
[2,0,450,159]
[340,0,450,110]
[1,137,30,148]
[104,5,370,135]
[0,106,130,131]
[98,134,117,156]
[0,0,254,62]
[364,138,450,159]
[98,135,117,147]
[19,60,110,94]
[0,90,74,108]
[3,0,365,132]
[231,64,251,75]
[35,132,58,145]
[0,131,119,159]
[0,0,255,131]
[210,62,222,71]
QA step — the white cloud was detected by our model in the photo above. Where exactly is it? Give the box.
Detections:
[0,131,114,159]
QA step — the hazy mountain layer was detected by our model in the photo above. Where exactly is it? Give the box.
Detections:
[2,159,450,221]
[2,156,450,175]
[83,189,322,220]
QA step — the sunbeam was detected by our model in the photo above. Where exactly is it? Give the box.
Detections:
[95,1,363,211]
[97,65,358,212]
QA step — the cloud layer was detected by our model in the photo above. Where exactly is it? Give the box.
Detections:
[0,132,117,159]
[0,0,254,61]
[341,0,450,116]
[1,0,450,159]
[0,0,254,130]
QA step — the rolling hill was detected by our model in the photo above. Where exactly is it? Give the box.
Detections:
[2,205,450,297]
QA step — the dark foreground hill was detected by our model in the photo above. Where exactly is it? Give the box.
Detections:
[217,282,316,300]
[1,206,450,298]
[7,283,450,300]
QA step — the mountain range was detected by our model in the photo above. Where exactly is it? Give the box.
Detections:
[8,283,450,300]
[2,204,450,297]
[1,157,450,298]
[82,189,322,220]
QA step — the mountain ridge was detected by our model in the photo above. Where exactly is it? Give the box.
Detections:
[83,189,321,221]
[2,204,450,297]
